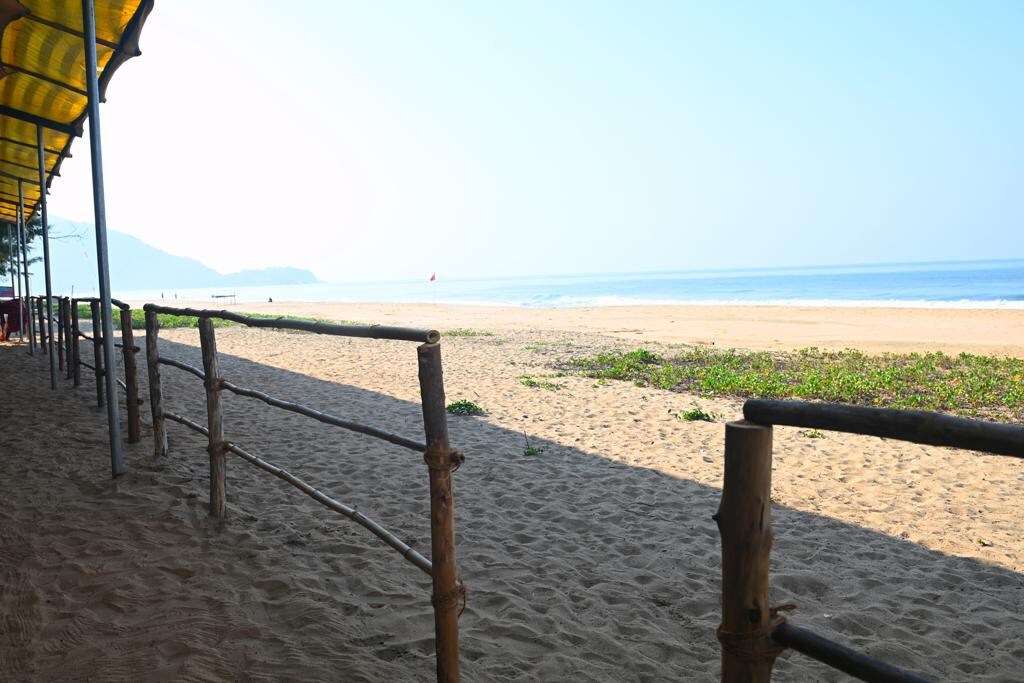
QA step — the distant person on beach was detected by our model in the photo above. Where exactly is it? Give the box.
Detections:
[268,297,273,303]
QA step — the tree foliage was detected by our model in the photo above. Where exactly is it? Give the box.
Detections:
[0,215,45,279]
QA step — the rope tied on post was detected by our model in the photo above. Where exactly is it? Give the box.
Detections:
[433,576,468,617]
[717,613,788,663]
[423,443,465,472]
[206,441,228,458]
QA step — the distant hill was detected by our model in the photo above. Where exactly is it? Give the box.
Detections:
[31,219,318,294]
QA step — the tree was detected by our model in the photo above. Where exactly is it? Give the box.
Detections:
[0,215,46,279]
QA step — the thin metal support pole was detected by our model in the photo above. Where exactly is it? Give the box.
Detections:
[6,224,13,295]
[18,179,34,354]
[6,223,16,340]
[82,0,123,477]
[37,124,57,387]
[13,221,21,341]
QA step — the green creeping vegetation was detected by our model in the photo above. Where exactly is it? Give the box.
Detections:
[446,399,486,416]
[522,433,545,456]
[519,375,563,391]
[567,346,1024,422]
[677,404,717,422]
[444,328,494,337]
[129,310,232,330]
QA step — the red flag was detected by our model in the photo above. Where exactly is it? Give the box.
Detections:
[429,273,436,282]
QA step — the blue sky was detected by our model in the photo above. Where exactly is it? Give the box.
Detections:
[48,1,1023,282]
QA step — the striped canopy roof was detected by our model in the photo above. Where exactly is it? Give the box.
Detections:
[0,0,152,223]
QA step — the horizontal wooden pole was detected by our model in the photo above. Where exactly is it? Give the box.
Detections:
[743,400,1024,458]
[772,622,932,683]
[165,410,208,435]
[113,341,141,352]
[220,379,426,452]
[163,410,431,575]
[160,355,424,449]
[158,356,206,381]
[73,296,130,310]
[225,441,433,575]
[77,332,92,340]
[142,304,440,343]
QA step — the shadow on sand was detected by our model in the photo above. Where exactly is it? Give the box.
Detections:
[1,336,1022,681]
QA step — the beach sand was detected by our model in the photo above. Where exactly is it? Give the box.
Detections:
[1,303,1022,680]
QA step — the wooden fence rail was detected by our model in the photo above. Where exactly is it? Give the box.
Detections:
[163,409,434,575]
[144,304,439,343]
[744,399,1024,458]
[717,399,1024,682]
[67,296,142,443]
[143,303,462,682]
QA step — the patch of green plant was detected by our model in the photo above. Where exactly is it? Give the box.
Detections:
[444,328,494,337]
[446,399,485,416]
[125,309,233,330]
[522,433,544,456]
[677,404,716,422]
[799,429,826,439]
[565,346,1024,422]
[519,375,563,390]
[526,340,576,353]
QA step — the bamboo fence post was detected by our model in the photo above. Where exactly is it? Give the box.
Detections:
[119,307,141,443]
[71,300,81,386]
[26,297,33,356]
[198,317,226,517]
[57,297,65,372]
[144,309,168,457]
[715,420,782,682]
[417,341,462,683]
[64,298,73,378]
[36,297,46,354]
[90,301,103,407]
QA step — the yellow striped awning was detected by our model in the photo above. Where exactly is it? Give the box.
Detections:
[0,0,152,223]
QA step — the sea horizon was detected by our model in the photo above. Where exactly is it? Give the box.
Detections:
[104,257,1024,310]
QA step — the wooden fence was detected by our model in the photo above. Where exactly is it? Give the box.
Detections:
[65,296,142,443]
[142,304,463,682]
[717,399,1024,683]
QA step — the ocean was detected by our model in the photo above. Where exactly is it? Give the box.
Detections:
[116,259,1024,309]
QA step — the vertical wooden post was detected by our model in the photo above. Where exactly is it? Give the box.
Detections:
[57,297,65,372]
[71,300,81,386]
[64,298,73,378]
[144,309,168,457]
[119,307,141,443]
[90,301,103,406]
[198,317,226,518]
[417,342,461,683]
[36,297,46,354]
[716,420,782,682]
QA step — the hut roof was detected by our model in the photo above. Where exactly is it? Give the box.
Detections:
[0,0,152,222]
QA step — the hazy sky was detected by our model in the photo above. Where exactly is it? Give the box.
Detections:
[48,1,1023,282]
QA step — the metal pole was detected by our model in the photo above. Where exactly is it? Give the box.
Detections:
[82,0,124,477]
[37,125,57,388]
[13,220,21,341]
[5,223,13,340]
[18,179,34,354]
[6,224,13,294]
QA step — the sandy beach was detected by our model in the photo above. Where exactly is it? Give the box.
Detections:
[1,303,1022,680]
[152,300,1024,358]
